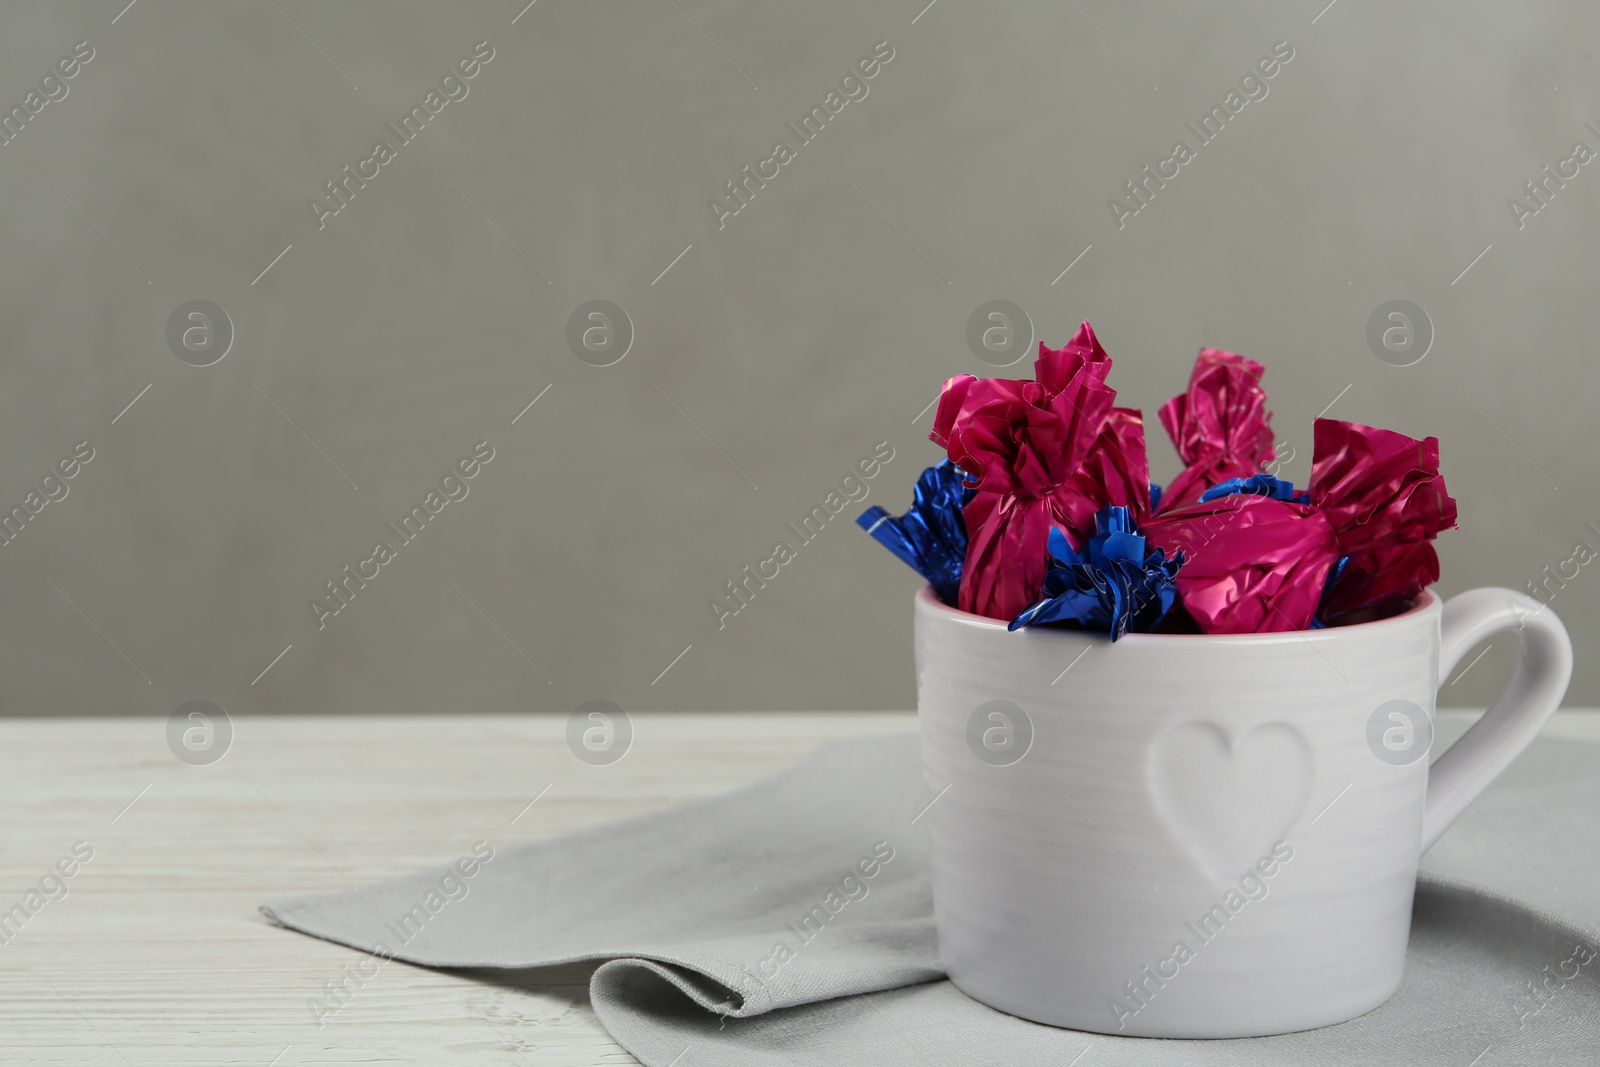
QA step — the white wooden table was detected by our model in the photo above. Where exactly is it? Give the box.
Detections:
[1,710,1593,1066]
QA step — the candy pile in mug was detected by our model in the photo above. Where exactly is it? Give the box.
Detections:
[856,322,1457,639]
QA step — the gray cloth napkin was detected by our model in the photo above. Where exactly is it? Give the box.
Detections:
[265,728,1600,1066]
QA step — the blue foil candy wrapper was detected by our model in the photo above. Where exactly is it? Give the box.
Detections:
[1308,554,1352,629]
[1008,505,1183,640]
[856,459,973,604]
[1197,473,1310,504]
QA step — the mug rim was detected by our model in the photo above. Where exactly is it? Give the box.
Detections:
[915,584,1441,644]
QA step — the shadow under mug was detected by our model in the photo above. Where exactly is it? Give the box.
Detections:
[913,585,1572,1038]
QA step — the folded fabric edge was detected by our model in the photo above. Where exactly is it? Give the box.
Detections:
[590,957,950,1067]
[266,900,944,1025]
[594,957,747,1017]
[262,903,751,1013]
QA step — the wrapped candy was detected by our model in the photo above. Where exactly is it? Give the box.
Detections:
[855,459,973,604]
[1156,349,1277,512]
[930,322,1111,477]
[1308,418,1457,619]
[864,321,1455,637]
[932,322,1136,621]
[1008,506,1182,640]
[1055,407,1155,542]
[1141,493,1339,634]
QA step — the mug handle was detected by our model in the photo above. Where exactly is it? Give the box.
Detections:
[1421,587,1573,851]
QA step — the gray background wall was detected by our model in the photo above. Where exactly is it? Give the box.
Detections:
[0,0,1593,714]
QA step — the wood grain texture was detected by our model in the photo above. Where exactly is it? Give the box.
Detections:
[0,710,1589,1065]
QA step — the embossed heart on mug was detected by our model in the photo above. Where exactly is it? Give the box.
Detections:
[1150,720,1313,883]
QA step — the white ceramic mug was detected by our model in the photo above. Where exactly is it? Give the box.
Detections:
[913,586,1572,1037]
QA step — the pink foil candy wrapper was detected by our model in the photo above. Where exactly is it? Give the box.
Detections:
[1156,348,1278,512]
[1141,494,1339,633]
[1054,407,1153,545]
[1034,326,1152,540]
[932,322,1130,621]
[1309,418,1458,618]
[1035,319,1111,394]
